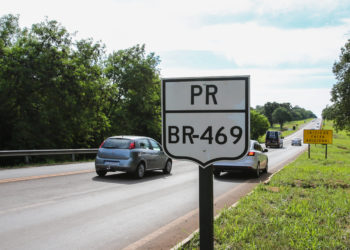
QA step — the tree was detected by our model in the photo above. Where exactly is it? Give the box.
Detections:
[255,105,264,114]
[262,102,280,127]
[0,14,20,47]
[322,105,335,121]
[105,44,162,141]
[250,110,270,140]
[279,102,292,112]
[272,107,291,130]
[331,39,350,132]
[259,102,316,127]
[0,15,110,149]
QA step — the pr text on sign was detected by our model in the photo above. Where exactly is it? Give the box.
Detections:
[162,76,250,167]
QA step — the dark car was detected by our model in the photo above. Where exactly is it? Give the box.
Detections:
[212,140,268,178]
[95,136,172,178]
[265,131,283,148]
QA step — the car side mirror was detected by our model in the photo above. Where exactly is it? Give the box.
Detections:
[263,149,268,152]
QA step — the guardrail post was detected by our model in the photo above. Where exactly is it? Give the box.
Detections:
[72,154,75,161]
[25,155,29,164]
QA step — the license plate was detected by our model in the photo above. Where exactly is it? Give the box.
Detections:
[104,161,120,167]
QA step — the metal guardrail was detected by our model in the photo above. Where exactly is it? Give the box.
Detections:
[0,149,98,163]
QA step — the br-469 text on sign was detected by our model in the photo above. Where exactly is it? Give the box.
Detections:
[162,76,250,167]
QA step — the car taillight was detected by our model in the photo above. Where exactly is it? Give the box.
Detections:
[99,141,105,148]
[247,151,255,156]
[129,141,135,149]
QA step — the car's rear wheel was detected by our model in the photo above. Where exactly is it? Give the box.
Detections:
[96,170,107,177]
[135,163,145,179]
[263,160,268,174]
[254,163,261,178]
[163,160,172,174]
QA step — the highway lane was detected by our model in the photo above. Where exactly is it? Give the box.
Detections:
[0,119,319,250]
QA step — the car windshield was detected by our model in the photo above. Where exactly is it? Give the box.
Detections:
[102,138,131,149]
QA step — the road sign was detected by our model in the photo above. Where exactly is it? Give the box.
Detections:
[162,76,250,167]
[303,129,333,144]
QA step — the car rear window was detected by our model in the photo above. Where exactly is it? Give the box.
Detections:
[102,138,131,149]
[266,131,277,139]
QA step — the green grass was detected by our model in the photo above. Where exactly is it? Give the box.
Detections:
[279,118,314,137]
[180,121,350,249]
[258,118,314,143]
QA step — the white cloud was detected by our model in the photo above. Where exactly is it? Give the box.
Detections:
[160,66,334,117]
[1,0,347,116]
[203,22,349,67]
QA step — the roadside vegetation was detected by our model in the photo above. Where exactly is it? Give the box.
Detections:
[0,14,315,167]
[180,121,350,249]
[258,118,313,143]
[256,102,316,130]
[0,14,161,153]
[277,118,314,137]
[322,39,350,133]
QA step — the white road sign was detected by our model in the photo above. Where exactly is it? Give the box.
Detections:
[162,76,250,167]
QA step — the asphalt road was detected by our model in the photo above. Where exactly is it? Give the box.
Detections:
[0,119,319,250]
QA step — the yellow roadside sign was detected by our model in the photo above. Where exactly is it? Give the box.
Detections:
[303,129,333,144]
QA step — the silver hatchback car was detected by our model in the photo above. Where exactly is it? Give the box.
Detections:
[291,138,302,146]
[212,140,268,178]
[95,136,172,178]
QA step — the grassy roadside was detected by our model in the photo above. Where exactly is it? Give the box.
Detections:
[258,118,314,143]
[180,121,350,249]
[277,118,314,137]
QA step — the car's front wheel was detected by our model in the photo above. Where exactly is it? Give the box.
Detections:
[96,170,107,177]
[163,160,172,174]
[135,163,145,179]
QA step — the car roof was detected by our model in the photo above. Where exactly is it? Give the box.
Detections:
[107,135,151,140]
[250,140,258,149]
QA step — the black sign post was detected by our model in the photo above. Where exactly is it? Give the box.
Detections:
[199,165,214,250]
[161,76,250,249]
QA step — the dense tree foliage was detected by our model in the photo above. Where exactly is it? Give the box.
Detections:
[0,14,161,150]
[260,102,280,126]
[322,105,335,121]
[104,45,161,141]
[328,39,350,131]
[272,107,292,130]
[0,14,318,152]
[258,102,316,127]
[250,110,270,140]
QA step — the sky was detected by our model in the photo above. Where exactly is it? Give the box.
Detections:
[2,0,350,117]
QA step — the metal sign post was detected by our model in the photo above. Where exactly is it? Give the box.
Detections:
[162,76,250,249]
[304,129,333,160]
[199,165,213,249]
